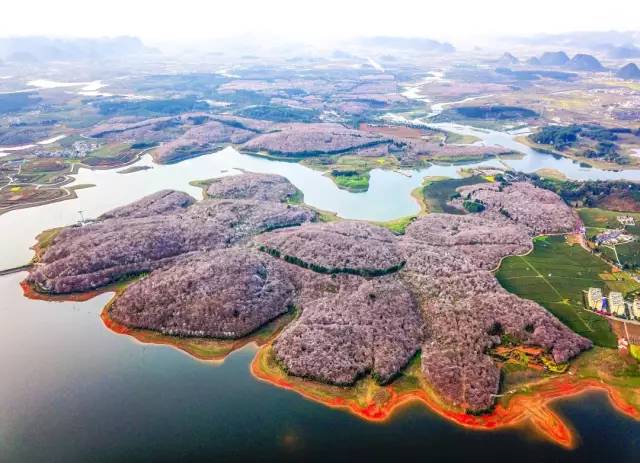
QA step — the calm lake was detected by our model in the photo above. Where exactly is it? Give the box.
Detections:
[1,270,639,462]
[1,140,640,462]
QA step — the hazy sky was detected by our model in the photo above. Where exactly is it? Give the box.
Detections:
[2,0,639,45]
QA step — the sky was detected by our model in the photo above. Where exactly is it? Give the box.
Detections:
[2,0,639,46]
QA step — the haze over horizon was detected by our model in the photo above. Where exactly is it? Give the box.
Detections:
[2,0,639,48]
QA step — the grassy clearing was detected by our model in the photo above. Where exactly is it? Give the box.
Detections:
[422,176,488,214]
[32,227,63,257]
[610,241,640,269]
[312,208,339,223]
[78,142,139,167]
[303,154,399,172]
[69,184,96,191]
[286,189,304,205]
[600,79,640,92]
[330,171,370,192]
[495,235,635,348]
[14,158,72,185]
[578,208,640,269]
[303,154,400,193]
[443,131,481,144]
[578,208,640,230]
[88,142,132,159]
[21,158,67,174]
[372,215,416,235]
[572,347,640,392]
[535,168,567,181]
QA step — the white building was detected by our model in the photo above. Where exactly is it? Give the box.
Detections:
[617,215,635,227]
[633,298,640,321]
[587,288,603,310]
[609,292,626,317]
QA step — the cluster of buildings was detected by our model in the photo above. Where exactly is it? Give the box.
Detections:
[34,141,100,159]
[593,229,634,246]
[617,215,636,227]
[586,287,640,320]
[591,215,637,246]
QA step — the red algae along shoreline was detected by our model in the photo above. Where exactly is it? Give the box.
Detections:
[19,280,640,449]
[250,345,640,449]
[100,303,297,363]
[17,176,640,450]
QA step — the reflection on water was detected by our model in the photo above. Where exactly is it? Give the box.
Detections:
[426,122,640,181]
[1,130,640,461]
[4,133,640,270]
[2,75,640,462]
[1,272,638,462]
[0,147,502,269]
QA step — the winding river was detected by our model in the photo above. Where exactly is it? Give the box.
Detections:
[0,148,502,269]
[4,130,640,270]
[2,100,640,461]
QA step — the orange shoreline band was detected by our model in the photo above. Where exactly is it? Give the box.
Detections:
[100,309,263,363]
[250,348,639,448]
[20,281,640,449]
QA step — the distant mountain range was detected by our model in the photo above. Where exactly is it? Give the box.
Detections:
[496,52,519,65]
[505,30,640,59]
[356,36,455,53]
[567,53,606,71]
[521,51,606,71]
[617,63,640,79]
[0,36,155,62]
[499,48,640,79]
[539,51,570,66]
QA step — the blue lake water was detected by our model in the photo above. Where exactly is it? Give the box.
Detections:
[3,134,640,270]
[1,270,638,462]
[2,138,640,462]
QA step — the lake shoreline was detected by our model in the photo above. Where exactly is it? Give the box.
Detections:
[18,269,640,450]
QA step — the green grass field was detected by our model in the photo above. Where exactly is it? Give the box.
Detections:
[373,215,416,235]
[302,155,399,193]
[599,245,619,264]
[611,241,640,268]
[578,208,640,269]
[331,171,370,192]
[422,176,488,214]
[578,208,640,231]
[88,142,132,159]
[495,235,637,348]
[442,130,481,145]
